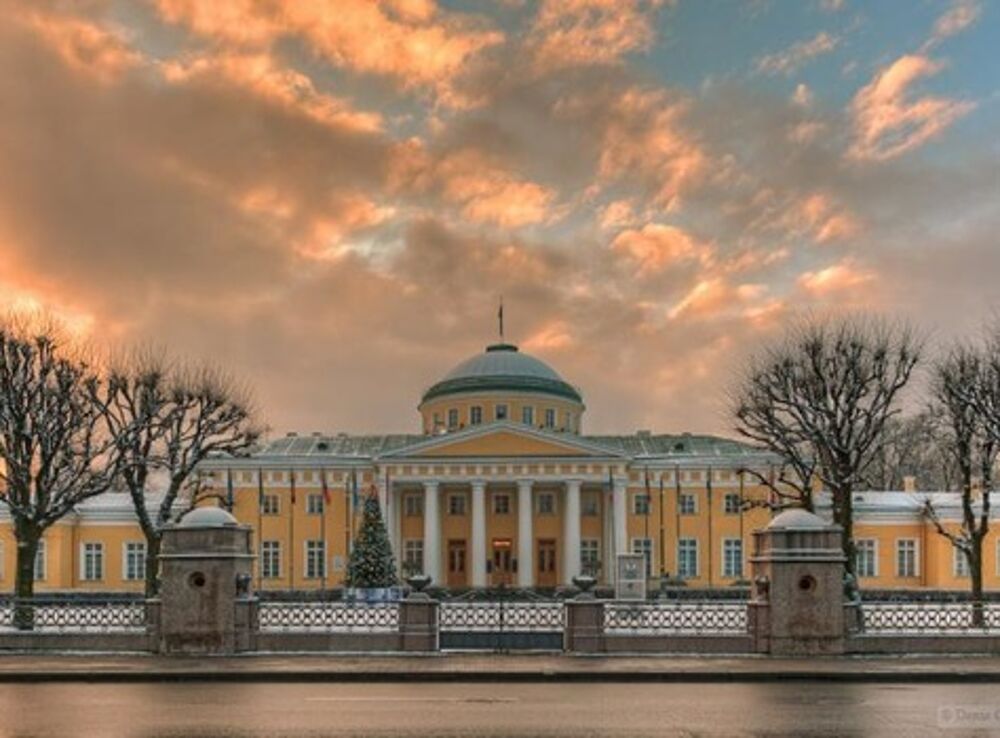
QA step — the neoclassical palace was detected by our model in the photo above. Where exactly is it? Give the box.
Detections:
[2,341,1000,593]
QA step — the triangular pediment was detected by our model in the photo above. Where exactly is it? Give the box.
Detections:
[380,422,625,459]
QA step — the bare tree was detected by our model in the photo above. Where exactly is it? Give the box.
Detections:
[0,321,123,606]
[97,356,264,596]
[922,345,997,626]
[732,316,922,586]
[867,413,959,492]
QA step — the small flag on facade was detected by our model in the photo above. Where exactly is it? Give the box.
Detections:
[258,469,265,507]
[290,469,296,505]
[226,468,234,512]
[321,468,331,505]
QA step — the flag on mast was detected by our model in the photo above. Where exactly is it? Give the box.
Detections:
[226,468,235,511]
[321,468,331,505]
[498,296,504,341]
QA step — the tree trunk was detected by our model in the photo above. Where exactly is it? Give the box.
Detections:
[13,529,40,630]
[969,546,985,629]
[144,533,162,599]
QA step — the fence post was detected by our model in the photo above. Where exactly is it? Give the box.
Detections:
[400,594,439,652]
[565,598,605,653]
[749,508,848,656]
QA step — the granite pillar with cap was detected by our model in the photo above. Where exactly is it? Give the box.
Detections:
[749,508,848,656]
[156,507,257,655]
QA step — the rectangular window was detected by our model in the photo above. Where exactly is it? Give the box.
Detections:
[447,408,459,429]
[124,542,147,581]
[678,539,698,579]
[565,411,573,431]
[522,406,534,426]
[493,494,510,515]
[544,408,556,428]
[581,493,599,517]
[307,493,324,515]
[448,494,466,516]
[305,540,326,579]
[724,493,741,515]
[679,493,696,515]
[954,547,970,578]
[261,541,281,579]
[896,539,918,578]
[632,538,653,577]
[537,492,555,515]
[82,542,104,581]
[261,494,280,515]
[633,493,651,515]
[404,540,424,575]
[580,539,600,575]
[34,540,46,581]
[723,539,743,578]
[495,404,508,421]
[855,539,877,578]
[404,494,424,517]
[470,406,483,425]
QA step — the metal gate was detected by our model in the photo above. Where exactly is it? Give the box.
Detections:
[438,594,564,652]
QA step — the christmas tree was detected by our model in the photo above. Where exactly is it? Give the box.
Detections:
[345,493,398,588]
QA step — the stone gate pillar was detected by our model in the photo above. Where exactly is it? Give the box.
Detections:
[749,508,847,656]
[157,507,257,655]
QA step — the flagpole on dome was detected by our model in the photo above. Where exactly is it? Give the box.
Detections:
[498,296,504,342]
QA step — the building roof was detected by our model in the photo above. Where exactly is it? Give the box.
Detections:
[421,343,583,404]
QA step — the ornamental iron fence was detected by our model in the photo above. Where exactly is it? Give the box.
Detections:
[438,598,564,651]
[603,601,749,635]
[0,597,148,632]
[861,602,1000,634]
[257,601,400,633]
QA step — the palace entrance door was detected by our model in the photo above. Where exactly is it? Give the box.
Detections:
[536,539,557,587]
[447,540,467,588]
[490,538,513,587]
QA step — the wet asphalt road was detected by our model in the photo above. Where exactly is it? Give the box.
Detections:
[0,681,997,737]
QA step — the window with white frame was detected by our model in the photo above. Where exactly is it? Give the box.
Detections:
[470,406,483,425]
[404,539,424,575]
[564,411,572,431]
[447,408,459,429]
[261,494,280,515]
[404,494,424,517]
[581,539,600,575]
[82,542,104,581]
[307,493,325,515]
[954,547,970,578]
[448,494,466,516]
[544,408,556,428]
[678,538,698,578]
[855,539,877,578]
[632,538,653,577]
[495,404,508,421]
[581,493,599,517]
[522,406,534,426]
[34,540,46,581]
[493,493,510,515]
[124,542,146,581]
[722,539,743,578]
[724,493,741,515]
[261,541,281,579]
[633,493,651,515]
[896,539,918,578]
[679,493,696,515]
[305,540,326,579]
[537,492,556,515]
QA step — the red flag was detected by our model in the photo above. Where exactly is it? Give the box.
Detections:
[321,468,331,504]
[289,469,296,505]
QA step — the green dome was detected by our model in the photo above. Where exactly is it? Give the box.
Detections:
[421,344,582,404]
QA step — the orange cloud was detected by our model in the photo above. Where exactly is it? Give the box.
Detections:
[755,32,838,76]
[156,0,503,107]
[611,224,713,276]
[522,320,574,351]
[434,150,557,227]
[749,190,862,244]
[599,199,638,230]
[292,195,395,261]
[931,1,981,43]
[848,54,975,161]
[797,260,874,295]
[527,0,666,73]
[21,11,141,83]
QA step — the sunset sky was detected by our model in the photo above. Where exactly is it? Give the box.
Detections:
[0,0,997,437]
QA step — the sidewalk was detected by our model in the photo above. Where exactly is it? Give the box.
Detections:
[2,653,1000,683]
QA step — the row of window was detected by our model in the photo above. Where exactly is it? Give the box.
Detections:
[258,541,345,579]
[259,493,327,516]
[434,405,572,431]
[854,538,980,579]
[0,541,148,583]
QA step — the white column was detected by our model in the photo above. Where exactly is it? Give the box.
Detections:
[562,479,582,586]
[613,477,628,559]
[471,480,487,588]
[422,481,441,586]
[517,480,534,588]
